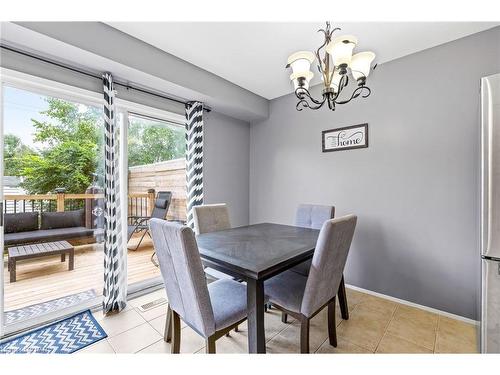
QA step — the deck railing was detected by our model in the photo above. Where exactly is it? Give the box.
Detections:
[3,191,157,228]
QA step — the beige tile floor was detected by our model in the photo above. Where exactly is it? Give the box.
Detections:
[79,287,479,354]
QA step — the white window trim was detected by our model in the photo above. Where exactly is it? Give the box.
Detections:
[0,68,186,337]
[0,68,186,125]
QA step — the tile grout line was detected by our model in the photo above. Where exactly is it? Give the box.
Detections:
[329,303,378,353]
[373,303,398,353]
[433,315,442,354]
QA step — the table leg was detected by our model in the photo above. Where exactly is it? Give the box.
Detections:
[247,278,266,353]
[9,258,16,283]
[68,249,74,271]
[61,253,66,262]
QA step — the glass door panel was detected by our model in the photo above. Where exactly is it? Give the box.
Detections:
[126,113,186,287]
[1,85,104,331]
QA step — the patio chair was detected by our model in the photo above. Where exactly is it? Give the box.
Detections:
[127,191,172,250]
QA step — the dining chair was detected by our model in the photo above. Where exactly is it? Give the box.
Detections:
[193,203,231,235]
[192,203,262,328]
[264,214,357,353]
[192,203,234,280]
[150,218,249,353]
[282,204,349,324]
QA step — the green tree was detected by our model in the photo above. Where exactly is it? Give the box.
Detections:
[128,119,185,167]
[18,98,103,194]
[3,134,34,176]
[9,97,185,194]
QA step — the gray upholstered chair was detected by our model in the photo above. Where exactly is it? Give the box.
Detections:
[192,203,234,281]
[150,218,248,353]
[282,204,349,324]
[193,203,231,235]
[265,214,357,353]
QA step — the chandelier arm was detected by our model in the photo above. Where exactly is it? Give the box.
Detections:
[295,87,325,106]
[335,85,372,105]
[296,97,326,111]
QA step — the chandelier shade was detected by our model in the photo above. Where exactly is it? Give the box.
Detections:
[350,51,376,82]
[286,22,376,111]
[286,51,316,75]
[326,35,358,67]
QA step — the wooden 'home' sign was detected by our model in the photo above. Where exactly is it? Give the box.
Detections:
[322,123,368,152]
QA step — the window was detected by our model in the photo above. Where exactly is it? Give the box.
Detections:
[128,114,185,167]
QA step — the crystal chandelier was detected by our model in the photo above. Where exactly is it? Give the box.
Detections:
[286,22,376,111]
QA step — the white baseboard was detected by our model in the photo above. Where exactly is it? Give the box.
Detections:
[345,283,480,326]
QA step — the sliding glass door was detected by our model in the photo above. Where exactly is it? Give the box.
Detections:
[0,69,187,336]
[1,75,105,334]
[125,112,187,289]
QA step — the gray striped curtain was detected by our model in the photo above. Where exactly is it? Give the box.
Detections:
[102,73,127,313]
[185,102,204,228]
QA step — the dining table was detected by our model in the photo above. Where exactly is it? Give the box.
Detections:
[196,222,320,354]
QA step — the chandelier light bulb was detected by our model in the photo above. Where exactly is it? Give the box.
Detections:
[290,71,314,90]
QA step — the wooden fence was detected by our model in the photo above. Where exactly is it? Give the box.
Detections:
[128,158,187,221]
[2,158,187,223]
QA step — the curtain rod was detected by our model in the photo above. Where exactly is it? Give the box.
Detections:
[0,44,211,112]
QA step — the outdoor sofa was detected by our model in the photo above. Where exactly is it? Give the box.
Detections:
[4,210,97,247]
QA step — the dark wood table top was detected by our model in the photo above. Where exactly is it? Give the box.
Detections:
[196,223,320,280]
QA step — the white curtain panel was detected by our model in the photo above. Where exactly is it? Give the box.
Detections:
[102,73,127,313]
[185,101,204,228]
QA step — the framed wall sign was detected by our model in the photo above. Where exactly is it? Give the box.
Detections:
[322,123,368,152]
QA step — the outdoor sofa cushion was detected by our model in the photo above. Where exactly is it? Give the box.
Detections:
[4,212,39,234]
[4,227,95,246]
[41,209,85,230]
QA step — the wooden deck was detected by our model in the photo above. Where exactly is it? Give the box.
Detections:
[3,234,161,311]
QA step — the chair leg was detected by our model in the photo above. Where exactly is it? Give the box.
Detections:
[171,310,181,354]
[205,336,216,354]
[164,305,172,342]
[328,298,338,347]
[338,275,349,320]
[300,317,310,354]
[281,312,288,323]
[133,230,148,250]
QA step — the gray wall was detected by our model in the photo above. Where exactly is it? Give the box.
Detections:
[205,111,250,227]
[250,26,500,319]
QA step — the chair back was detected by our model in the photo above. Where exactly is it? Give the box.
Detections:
[150,218,215,338]
[295,204,335,230]
[301,215,357,317]
[192,203,231,235]
[151,191,172,220]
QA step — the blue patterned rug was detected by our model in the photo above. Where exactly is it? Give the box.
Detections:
[0,310,107,354]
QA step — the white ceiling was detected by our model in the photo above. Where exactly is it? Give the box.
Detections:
[108,22,498,100]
